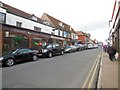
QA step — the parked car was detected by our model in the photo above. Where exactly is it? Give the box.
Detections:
[82,44,87,50]
[94,44,99,48]
[75,44,81,51]
[75,44,84,51]
[64,45,77,53]
[87,44,94,49]
[0,48,38,67]
[38,43,64,58]
[71,45,77,52]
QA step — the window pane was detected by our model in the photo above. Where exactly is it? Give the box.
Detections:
[16,22,22,27]
[0,12,5,23]
[34,26,41,32]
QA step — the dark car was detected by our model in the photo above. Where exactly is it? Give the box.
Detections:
[0,48,38,67]
[38,44,64,58]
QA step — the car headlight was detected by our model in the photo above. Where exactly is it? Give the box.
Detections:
[42,49,48,53]
[0,57,4,61]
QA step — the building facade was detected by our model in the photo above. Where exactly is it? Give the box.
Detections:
[110,0,120,55]
[76,31,91,44]
[0,2,79,55]
[41,13,78,46]
[70,28,78,45]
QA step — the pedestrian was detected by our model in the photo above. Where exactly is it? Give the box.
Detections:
[107,45,117,61]
[103,45,107,52]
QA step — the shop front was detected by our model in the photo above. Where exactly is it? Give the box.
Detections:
[50,36,65,46]
[3,33,29,53]
[63,38,71,46]
[2,24,50,55]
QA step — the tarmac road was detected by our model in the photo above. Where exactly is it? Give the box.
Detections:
[2,48,102,88]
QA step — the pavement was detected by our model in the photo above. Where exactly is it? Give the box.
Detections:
[98,52,119,89]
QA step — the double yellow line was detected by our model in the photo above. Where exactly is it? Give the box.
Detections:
[82,51,102,89]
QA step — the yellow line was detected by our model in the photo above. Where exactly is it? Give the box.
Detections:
[81,51,102,89]
[88,54,100,88]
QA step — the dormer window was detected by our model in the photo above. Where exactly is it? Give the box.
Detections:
[43,20,50,25]
[0,2,3,7]
[31,14,37,21]
[59,22,64,28]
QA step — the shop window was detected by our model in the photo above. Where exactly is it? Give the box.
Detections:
[32,38,42,49]
[0,12,6,23]
[34,26,41,32]
[3,34,29,53]
[16,21,22,27]
[14,35,29,48]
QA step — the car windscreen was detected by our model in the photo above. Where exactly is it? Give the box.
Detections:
[75,44,79,46]
[3,49,18,56]
[42,45,52,49]
[65,46,71,48]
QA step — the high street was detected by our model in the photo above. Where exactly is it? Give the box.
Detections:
[2,48,102,88]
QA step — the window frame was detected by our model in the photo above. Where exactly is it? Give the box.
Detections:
[16,21,22,27]
[34,26,41,32]
[0,12,6,23]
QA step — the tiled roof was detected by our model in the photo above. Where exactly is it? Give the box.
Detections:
[76,31,84,35]
[71,28,77,34]
[2,2,43,23]
[41,13,71,32]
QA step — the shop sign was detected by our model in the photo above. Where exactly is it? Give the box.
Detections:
[7,27,50,38]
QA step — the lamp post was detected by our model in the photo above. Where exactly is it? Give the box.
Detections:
[84,26,87,44]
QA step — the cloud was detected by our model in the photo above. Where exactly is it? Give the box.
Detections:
[76,20,110,31]
[85,27,110,42]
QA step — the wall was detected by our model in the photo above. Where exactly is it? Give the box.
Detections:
[0,24,2,56]
[78,35,85,44]
[0,7,6,13]
[112,1,120,28]
[6,13,53,34]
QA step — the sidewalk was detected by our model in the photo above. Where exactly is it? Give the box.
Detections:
[101,52,118,88]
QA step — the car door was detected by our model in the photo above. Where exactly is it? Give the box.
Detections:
[55,44,61,53]
[15,49,29,62]
[52,44,59,55]
[26,49,34,60]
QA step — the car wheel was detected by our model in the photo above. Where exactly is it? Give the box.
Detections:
[5,58,14,67]
[60,50,64,55]
[32,55,38,61]
[48,52,52,58]
[69,50,72,53]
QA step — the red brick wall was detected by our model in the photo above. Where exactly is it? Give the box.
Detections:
[78,35,85,44]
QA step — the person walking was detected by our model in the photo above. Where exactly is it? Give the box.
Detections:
[107,45,117,61]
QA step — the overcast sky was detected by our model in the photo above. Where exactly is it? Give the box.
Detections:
[1,0,115,43]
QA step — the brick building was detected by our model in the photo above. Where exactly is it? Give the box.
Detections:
[76,31,91,44]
